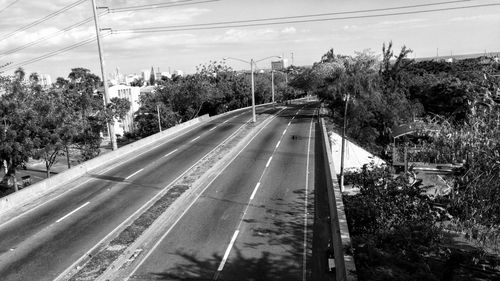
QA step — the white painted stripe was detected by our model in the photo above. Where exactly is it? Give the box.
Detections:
[288,121,292,126]
[209,126,217,131]
[125,108,287,280]
[275,140,281,149]
[162,149,178,158]
[125,168,144,180]
[282,129,287,136]
[217,230,240,271]
[190,136,201,142]
[56,202,90,223]
[302,109,315,280]
[265,156,273,168]
[250,182,261,200]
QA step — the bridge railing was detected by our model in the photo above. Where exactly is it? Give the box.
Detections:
[319,117,357,281]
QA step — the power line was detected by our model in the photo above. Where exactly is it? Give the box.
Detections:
[0,12,108,59]
[0,0,21,15]
[110,0,474,29]
[112,3,500,34]
[0,0,86,42]
[109,0,219,13]
[2,33,111,72]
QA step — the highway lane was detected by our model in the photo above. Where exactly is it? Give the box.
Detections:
[217,106,317,280]
[128,103,317,280]
[0,105,277,281]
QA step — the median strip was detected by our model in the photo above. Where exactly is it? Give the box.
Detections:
[63,109,285,281]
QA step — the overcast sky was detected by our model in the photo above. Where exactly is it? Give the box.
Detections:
[0,0,499,79]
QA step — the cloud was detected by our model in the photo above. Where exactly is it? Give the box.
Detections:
[281,27,296,34]
[377,18,427,26]
[448,14,500,22]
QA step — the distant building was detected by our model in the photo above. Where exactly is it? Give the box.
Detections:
[173,70,184,77]
[38,74,52,88]
[108,85,141,136]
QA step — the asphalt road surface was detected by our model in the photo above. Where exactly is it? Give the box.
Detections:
[128,103,319,281]
[0,105,278,281]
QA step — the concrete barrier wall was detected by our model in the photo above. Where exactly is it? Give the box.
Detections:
[319,118,357,281]
[0,114,210,215]
[0,101,280,216]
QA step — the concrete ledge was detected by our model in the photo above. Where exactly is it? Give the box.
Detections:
[319,118,357,281]
[0,114,209,216]
[0,102,278,217]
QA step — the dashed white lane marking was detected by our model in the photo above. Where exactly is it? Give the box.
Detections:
[209,126,217,131]
[162,149,178,158]
[190,136,201,142]
[125,168,144,180]
[56,202,90,223]
[282,129,287,135]
[217,230,240,271]
[288,121,292,126]
[265,156,273,168]
[249,182,261,200]
[213,106,302,279]
[275,140,281,149]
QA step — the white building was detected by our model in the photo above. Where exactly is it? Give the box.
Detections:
[108,85,141,136]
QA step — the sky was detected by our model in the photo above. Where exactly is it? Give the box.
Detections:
[0,0,499,79]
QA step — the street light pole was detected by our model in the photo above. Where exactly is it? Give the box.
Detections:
[271,70,275,105]
[224,55,281,123]
[91,0,117,151]
[250,58,256,123]
[156,104,162,132]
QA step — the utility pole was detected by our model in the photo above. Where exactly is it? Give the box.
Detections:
[339,93,349,192]
[91,0,117,150]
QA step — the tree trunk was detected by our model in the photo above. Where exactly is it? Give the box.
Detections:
[46,161,51,178]
[66,145,71,169]
[7,162,18,192]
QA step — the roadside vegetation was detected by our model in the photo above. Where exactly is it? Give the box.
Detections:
[286,42,500,280]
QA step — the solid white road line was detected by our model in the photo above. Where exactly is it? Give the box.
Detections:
[190,136,201,142]
[162,149,178,158]
[56,202,90,223]
[265,156,273,168]
[217,230,240,271]
[126,109,286,281]
[302,111,315,281]
[249,182,261,200]
[125,168,144,180]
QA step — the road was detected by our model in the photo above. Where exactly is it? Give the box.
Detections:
[128,103,319,280]
[0,105,278,281]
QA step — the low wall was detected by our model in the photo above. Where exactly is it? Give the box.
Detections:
[319,118,357,281]
[0,101,282,217]
[0,114,210,215]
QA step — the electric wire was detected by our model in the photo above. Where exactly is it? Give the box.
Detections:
[0,12,108,59]
[112,3,500,34]
[109,0,219,13]
[0,0,86,42]
[2,33,111,72]
[0,0,21,15]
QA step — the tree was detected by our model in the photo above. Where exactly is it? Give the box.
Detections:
[0,77,37,190]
